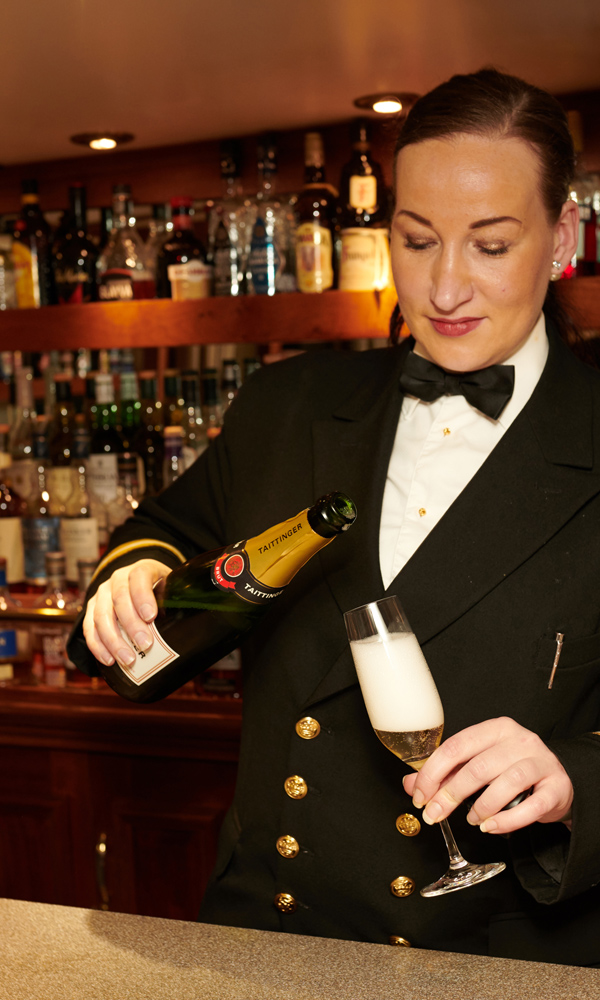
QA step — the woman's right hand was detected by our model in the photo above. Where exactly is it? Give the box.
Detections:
[82,559,173,668]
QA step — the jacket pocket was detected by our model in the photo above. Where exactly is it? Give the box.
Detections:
[534,631,600,738]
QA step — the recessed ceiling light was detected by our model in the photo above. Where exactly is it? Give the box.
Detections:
[353,93,419,115]
[70,132,135,150]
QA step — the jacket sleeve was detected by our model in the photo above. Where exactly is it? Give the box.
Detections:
[510,733,600,903]
[67,398,235,676]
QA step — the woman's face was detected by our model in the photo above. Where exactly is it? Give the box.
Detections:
[391,133,578,371]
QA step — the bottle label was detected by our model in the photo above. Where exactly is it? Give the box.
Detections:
[9,459,35,501]
[0,517,24,583]
[167,262,212,300]
[22,517,61,583]
[47,466,77,507]
[339,228,391,291]
[86,454,119,504]
[248,217,280,295]
[211,541,285,605]
[0,629,17,658]
[55,268,93,305]
[60,517,100,582]
[98,270,134,301]
[349,175,377,211]
[295,223,334,293]
[12,241,39,308]
[116,620,179,686]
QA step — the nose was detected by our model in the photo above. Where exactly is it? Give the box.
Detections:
[429,247,474,314]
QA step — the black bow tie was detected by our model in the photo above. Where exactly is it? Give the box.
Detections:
[398,352,515,420]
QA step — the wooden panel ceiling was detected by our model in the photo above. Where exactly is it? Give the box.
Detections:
[1,0,599,166]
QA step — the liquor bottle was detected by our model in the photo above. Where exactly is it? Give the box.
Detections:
[48,373,76,465]
[163,370,184,426]
[246,139,295,294]
[221,358,241,410]
[106,453,141,534]
[144,202,170,282]
[338,119,391,292]
[32,552,78,687]
[295,132,338,294]
[81,491,357,703]
[156,198,212,300]
[213,220,241,296]
[0,235,17,310]
[133,372,165,497]
[97,185,154,300]
[59,456,99,586]
[0,466,25,587]
[180,370,208,467]
[52,184,98,303]
[208,140,247,295]
[118,370,143,489]
[0,555,29,687]
[87,374,122,546]
[12,179,55,308]
[8,366,36,504]
[200,368,224,441]
[22,423,61,589]
[163,426,186,487]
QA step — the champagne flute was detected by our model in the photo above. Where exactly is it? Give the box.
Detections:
[344,595,506,896]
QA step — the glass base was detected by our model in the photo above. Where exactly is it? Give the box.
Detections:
[420,860,506,897]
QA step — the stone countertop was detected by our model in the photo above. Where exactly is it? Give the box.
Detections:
[1,897,599,1000]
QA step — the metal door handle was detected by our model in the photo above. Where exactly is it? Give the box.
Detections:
[95,832,110,910]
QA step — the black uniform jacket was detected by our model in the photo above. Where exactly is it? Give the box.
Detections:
[69,322,600,966]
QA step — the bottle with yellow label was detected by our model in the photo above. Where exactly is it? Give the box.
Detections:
[13,179,55,308]
[294,133,339,293]
[76,492,357,703]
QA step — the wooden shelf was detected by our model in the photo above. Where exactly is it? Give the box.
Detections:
[0,279,597,353]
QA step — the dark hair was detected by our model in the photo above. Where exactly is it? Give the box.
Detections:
[389,68,584,357]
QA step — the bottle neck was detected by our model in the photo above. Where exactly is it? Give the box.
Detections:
[69,187,87,231]
[304,164,326,185]
[111,193,132,230]
[245,509,334,589]
[172,212,193,231]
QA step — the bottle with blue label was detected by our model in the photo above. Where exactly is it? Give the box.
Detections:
[246,138,295,295]
[22,421,61,588]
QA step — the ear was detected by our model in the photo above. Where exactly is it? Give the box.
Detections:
[552,199,579,268]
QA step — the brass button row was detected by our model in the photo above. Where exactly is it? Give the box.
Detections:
[390,876,415,898]
[295,716,321,740]
[284,775,308,799]
[274,892,297,914]
[276,835,300,859]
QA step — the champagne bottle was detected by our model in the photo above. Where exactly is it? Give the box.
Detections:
[88,492,356,703]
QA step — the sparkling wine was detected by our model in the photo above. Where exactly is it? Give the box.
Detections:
[374,725,444,769]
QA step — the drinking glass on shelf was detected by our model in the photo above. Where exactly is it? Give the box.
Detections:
[344,594,506,896]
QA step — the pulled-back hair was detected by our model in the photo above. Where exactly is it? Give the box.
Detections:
[389,69,583,353]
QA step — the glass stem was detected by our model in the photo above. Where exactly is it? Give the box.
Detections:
[439,818,468,870]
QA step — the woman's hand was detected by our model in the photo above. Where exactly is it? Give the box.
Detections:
[402,717,574,834]
[82,560,173,668]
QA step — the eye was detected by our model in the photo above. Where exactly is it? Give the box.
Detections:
[403,236,435,251]
[477,243,510,257]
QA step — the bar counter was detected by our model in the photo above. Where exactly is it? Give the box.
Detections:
[2,898,599,1000]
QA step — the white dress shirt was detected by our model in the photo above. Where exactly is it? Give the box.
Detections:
[379,313,549,589]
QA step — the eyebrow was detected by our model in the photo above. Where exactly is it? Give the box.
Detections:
[395,210,521,229]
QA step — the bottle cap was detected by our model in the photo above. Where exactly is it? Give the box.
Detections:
[113,184,131,196]
[45,551,66,572]
[308,492,357,538]
[350,118,371,146]
[170,196,193,210]
[164,426,184,438]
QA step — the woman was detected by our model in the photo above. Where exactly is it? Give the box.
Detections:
[71,69,600,965]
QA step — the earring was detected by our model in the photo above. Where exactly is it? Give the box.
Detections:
[550,260,562,281]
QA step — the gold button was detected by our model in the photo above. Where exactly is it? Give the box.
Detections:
[443,427,451,436]
[284,775,308,799]
[274,892,297,913]
[396,813,421,837]
[276,835,300,858]
[389,935,412,947]
[390,876,415,898]
[418,508,426,517]
[296,717,321,740]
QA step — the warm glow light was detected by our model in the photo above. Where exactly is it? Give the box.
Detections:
[89,137,118,150]
[372,99,403,114]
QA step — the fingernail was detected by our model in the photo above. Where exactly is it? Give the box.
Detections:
[480,819,497,834]
[100,651,114,666]
[402,776,408,792]
[117,647,136,667]
[466,810,480,826]
[140,604,155,622]
[423,802,442,825]
[412,791,425,809]
[134,631,152,651]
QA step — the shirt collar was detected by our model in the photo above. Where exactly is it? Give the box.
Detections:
[400,313,549,428]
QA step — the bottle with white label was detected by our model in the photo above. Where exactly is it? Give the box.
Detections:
[338,119,391,291]
[72,492,357,703]
[8,366,36,506]
[87,374,122,547]
[294,132,338,294]
[58,451,99,586]
[156,198,212,300]
[97,185,155,301]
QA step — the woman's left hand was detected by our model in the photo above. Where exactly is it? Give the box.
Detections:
[402,717,573,834]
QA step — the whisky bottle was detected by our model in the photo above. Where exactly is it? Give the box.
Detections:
[82,492,357,703]
[295,132,338,293]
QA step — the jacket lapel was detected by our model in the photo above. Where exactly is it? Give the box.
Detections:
[303,326,600,709]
